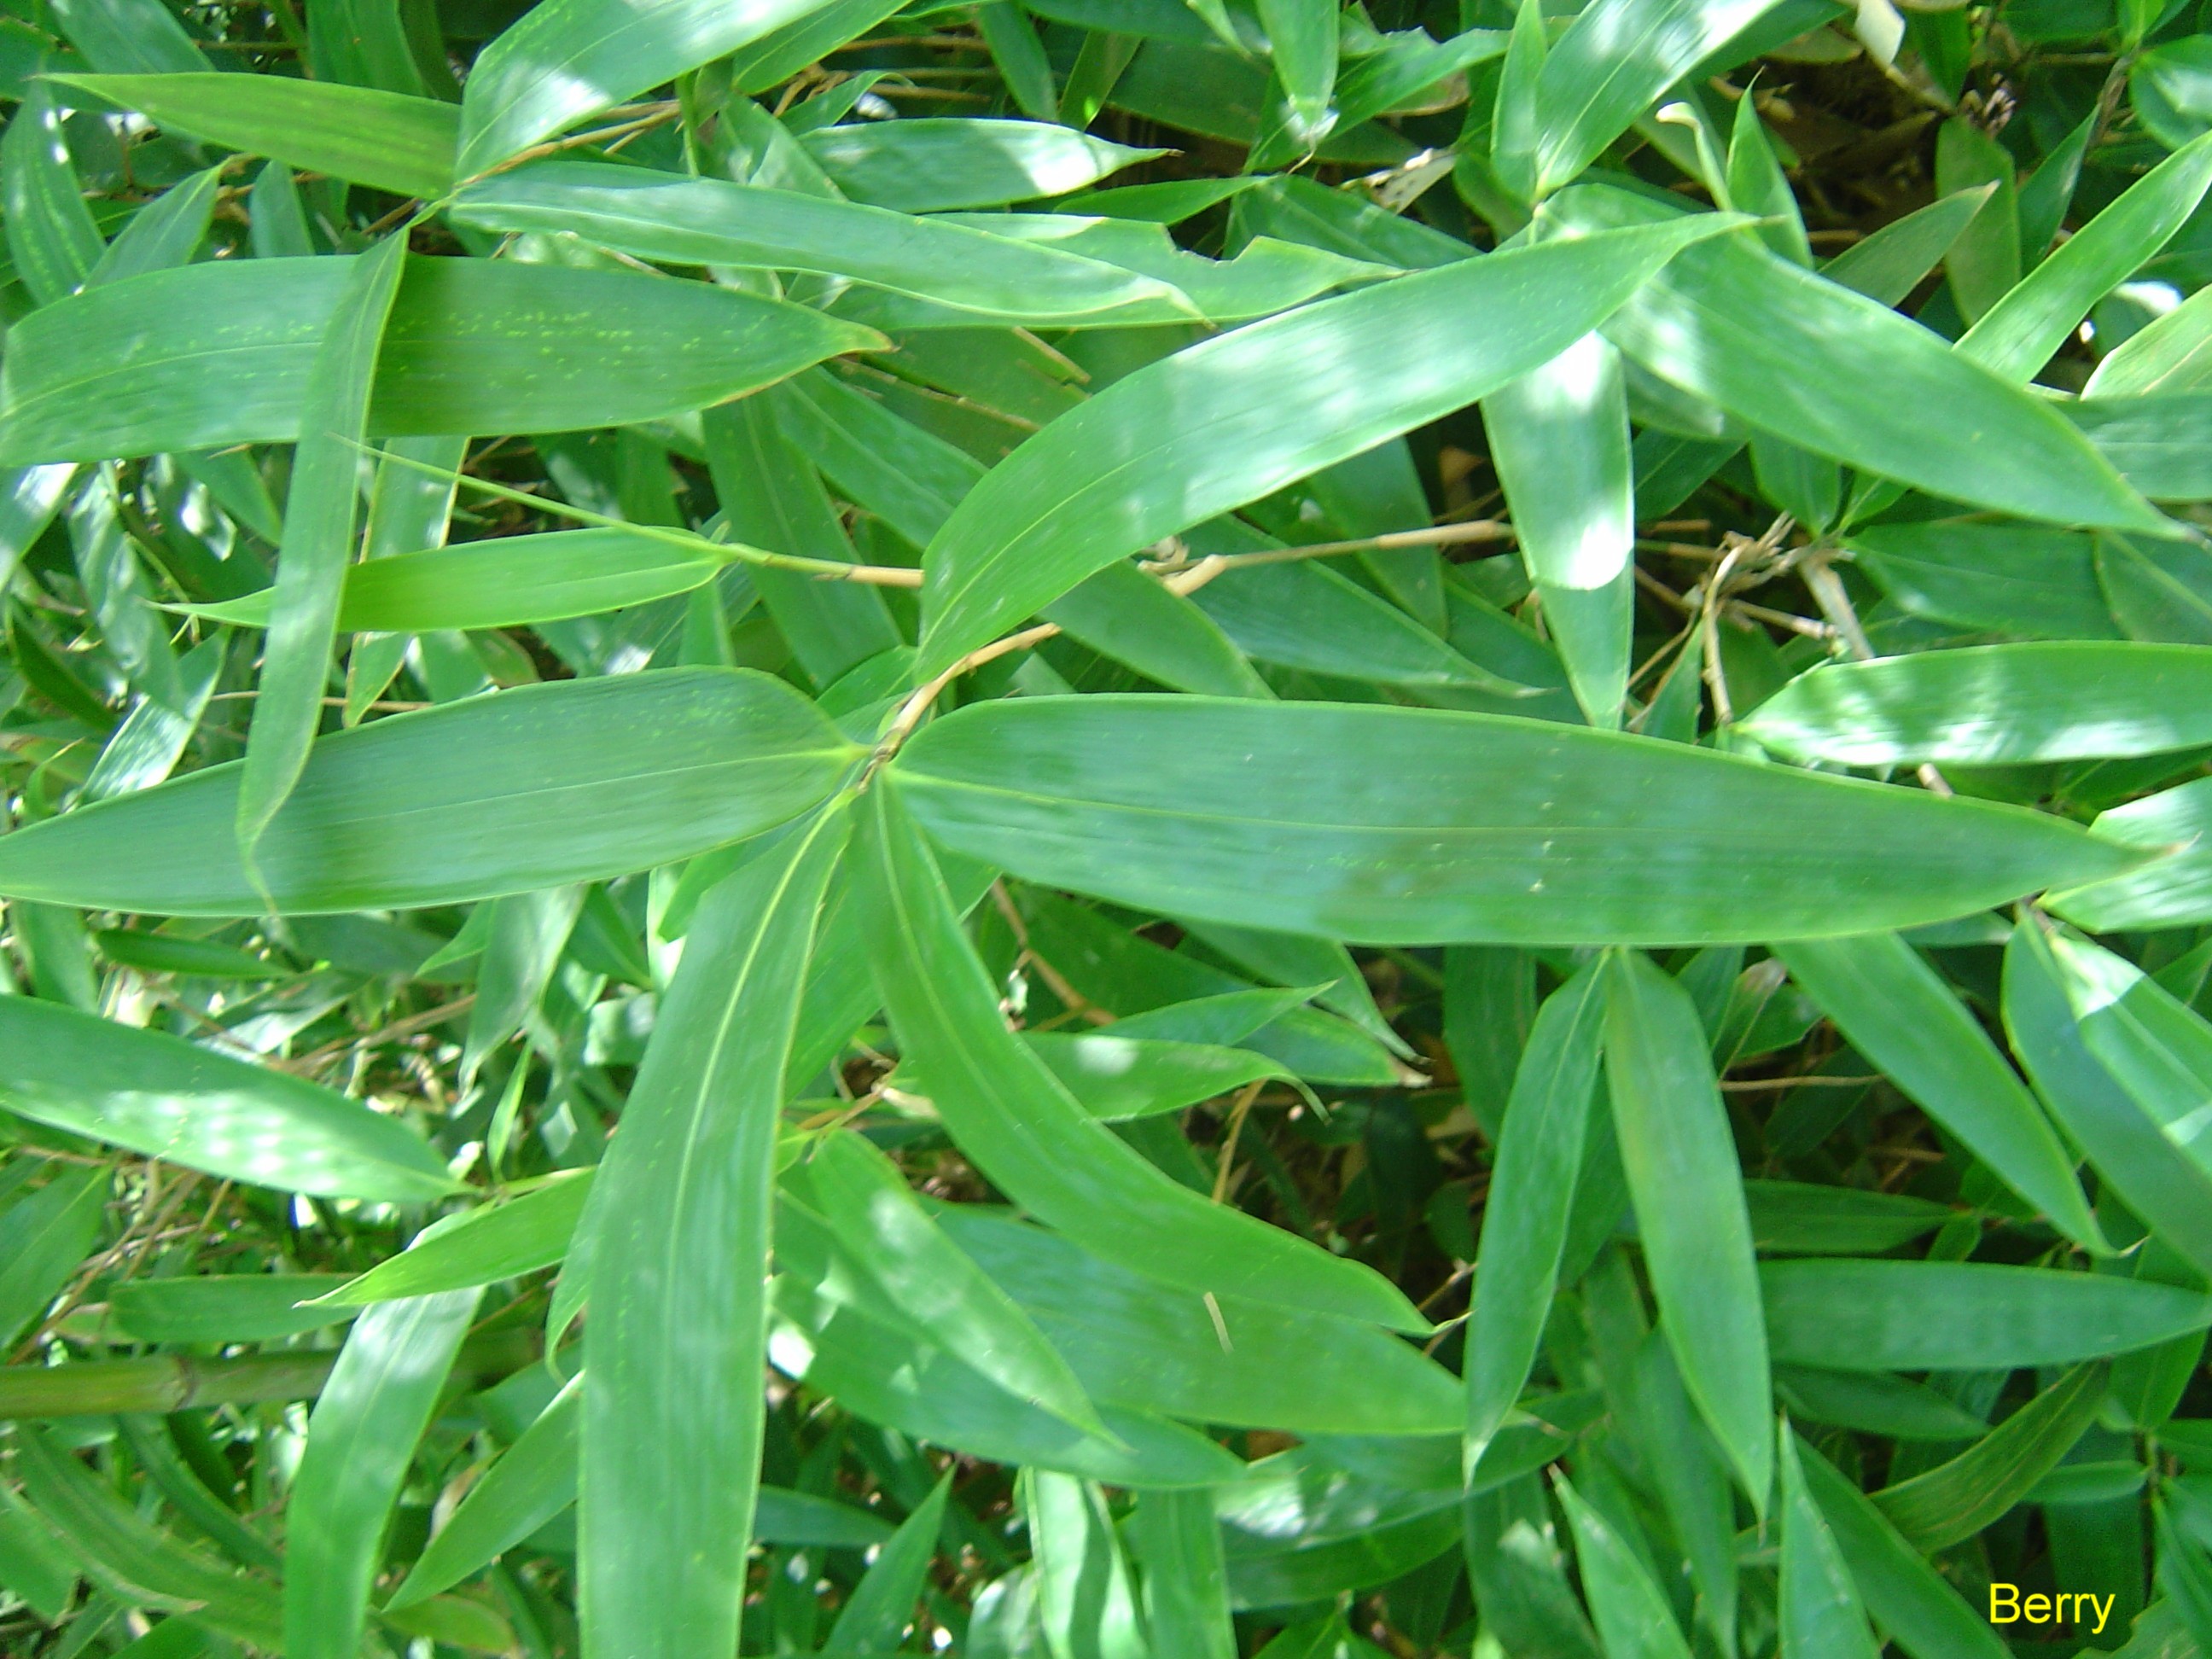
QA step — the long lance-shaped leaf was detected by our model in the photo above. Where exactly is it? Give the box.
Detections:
[1794,1435,2012,1659]
[451,160,1199,325]
[888,696,2139,946]
[0,256,882,466]
[1777,1427,1883,1659]
[1465,963,1605,1464]
[1603,950,1771,1509]
[913,212,1745,678]
[0,1168,108,1352]
[457,0,838,177]
[825,1474,951,1653]
[2003,921,2212,1278]
[1761,1260,2212,1370]
[0,997,457,1202]
[580,806,848,1659]
[854,780,1424,1330]
[3,84,104,306]
[1870,1362,2108,1552]
[0,669,860,915]
[779,1131,1106,1438]
[1530,0,1788,195]
[1774,934,2105,1253]
[53,74,460,199]
[1553,1472,1697,1659]
[1483,331,1634,726]
[1957,130,2212,385]
[15,1425,283,1646]
[237,231,406,870]
[390,1375,582,1611]
[1740,643,2212,765]
[286,1289,481,1659]
[1552,186,2170,533]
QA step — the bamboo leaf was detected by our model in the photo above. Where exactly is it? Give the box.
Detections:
[891,696,2139,945]
[854,780,1424,1330]
[1603,949,1772,1507]
[0,670,860,914]
[914,214,1743,678]
[579,807,847,1659]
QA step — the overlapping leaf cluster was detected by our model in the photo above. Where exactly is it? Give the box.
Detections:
[9,0,2212,1654]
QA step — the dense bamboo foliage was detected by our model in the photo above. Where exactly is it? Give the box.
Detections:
[9,0,2212,1655]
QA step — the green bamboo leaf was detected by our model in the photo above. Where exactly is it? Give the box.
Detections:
[1957,131,2212,384]
[0,1167,106,1350]
[461,883,585,1083]
[0,1480,78,1622]
[15,1427,282,1646]
[1170,918,1405,1056]
[237,230,407,870]
[49,0,210,72]
[54,74,459,199]
[1776,1366,1992,1441]
[1762,1260,2212,1370]
[1844,520,2119,641]
[0,998,456,1201]
[769,1275,1245,1487]
[1530,0,1793,195]
[914,213,1744,678]
[1219,1447,1464,1610]
[1556,187,2169,533]
[108,1275,357,1343]
[191,527,728,635]
[2003,921,2212,1278]
[1045,558,1275,700]
[286,1289,481,1659]
[801,118,1159,210]
[1554,1472,1696,1659]
[580,807,847,1659]
[1774,934,2104,1252]
[3,84,104,306]
[316,1172,592,1305]
[1603,950,1772,1506]
[0,669,860,914]
[933,1208,1462,1434]
[855,781,1423,1330]
[1793,1435,2011,1659]
[778,1130,1104,1437]
[1741,1182,1953,1254]
[2087,283,2212,396]
[307,0,435,94]
[1741,643,2212,765]
[0,256,883,465]
[825,1474,949,1652]
[1467,963,1605,1460]
[1778,1427,1883,1659]
[1483,332,1634,726]
[2067,390,2212,500]
[86,164,220,288]
[451,160,1197,325]
[1130,1487,1237,1659]
[456,0,836,176]
[899,213,1398,327]
[1817,185,1991,306]
[2050,776,2212,930]
[978,2,1058,119]
[1025,1469,1155,1659]
[890,696,2138,946]
[2038,928,2212,1190]
[388,1376,580,1610]
[1870,1362,2108,1552]
[1185,542,1526,694]
[1257,0,1338,148]
[702,397,900,691]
